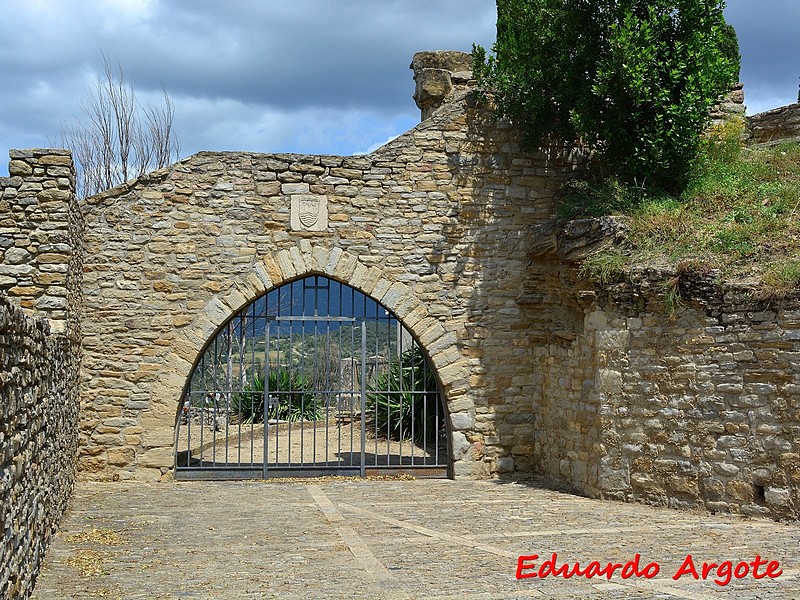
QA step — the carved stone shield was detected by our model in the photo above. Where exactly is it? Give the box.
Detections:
[290,195,328,231]
[299,197,320,227]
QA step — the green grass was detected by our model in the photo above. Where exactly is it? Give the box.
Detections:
[570,122,800,296]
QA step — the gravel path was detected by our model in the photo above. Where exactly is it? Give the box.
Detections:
[31,479,800,599]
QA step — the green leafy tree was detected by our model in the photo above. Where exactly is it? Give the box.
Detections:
[474,0,739,193]
[718,22,741,81]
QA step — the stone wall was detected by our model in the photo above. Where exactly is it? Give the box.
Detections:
[76,68,582,481]
[0,148,82,335]
[0,297,80,599]
[748,103,800,145]
[1,149,82,599]
[526,253,800,521]
[709,82,745,128]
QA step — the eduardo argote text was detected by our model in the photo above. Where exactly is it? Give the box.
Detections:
[516,553,783,587]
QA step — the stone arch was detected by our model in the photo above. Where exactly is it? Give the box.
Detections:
[136,243,470,477]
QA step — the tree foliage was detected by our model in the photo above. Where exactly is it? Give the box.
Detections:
[60,56,180,199]
[718,22,741,81]
[473,0,739,193]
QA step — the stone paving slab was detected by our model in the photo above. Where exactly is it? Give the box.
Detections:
[31,479,800,599]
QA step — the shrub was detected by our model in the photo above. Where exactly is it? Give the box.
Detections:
[366,347,442,444]
[473,0,739,194]
[232,369,321,423]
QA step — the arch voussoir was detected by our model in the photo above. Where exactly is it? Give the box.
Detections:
[132,241,460,479]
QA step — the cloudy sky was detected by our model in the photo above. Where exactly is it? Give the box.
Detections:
[1,1,798,177]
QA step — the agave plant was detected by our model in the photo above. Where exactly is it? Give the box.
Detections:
[232,369,321,423]
[366,347,441,444]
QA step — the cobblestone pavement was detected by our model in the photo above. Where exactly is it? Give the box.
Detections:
[31,479,800,599]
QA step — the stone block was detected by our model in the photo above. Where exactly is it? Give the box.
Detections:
[450,431,470,460]
[496,456,515,473]
[449,412,473,431]
[141,428,177,449]
[137,447,174,469]
[290,195,328,231]
[107,447,136,466]
[764,487,792,507]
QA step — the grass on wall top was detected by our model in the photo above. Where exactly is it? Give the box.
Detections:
[570,120,800,298]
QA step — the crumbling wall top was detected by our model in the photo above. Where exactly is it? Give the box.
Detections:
[410,50,473,121]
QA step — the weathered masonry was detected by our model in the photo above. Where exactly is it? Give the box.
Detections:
[1,149,82,599]
[2,51,800,521]
[71,52,581,483]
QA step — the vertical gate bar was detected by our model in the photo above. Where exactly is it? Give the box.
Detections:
[232,314,239,466]
[217,322,230,466]
[426,350,433,465]
[398,321,403,465]
[326,319,332,466]
[275,315,281,468]
[324,319,329,466]
[178,397,185,468]
[360,319,366,477]
[434,355,440,465]
[339,319,346,466]
[243,310,250,465]
[290,283,296,467]
[385,310,391,466]
[201,339,213,466]
[248,313,254,465]
[432,354,441,465]
[249,313,255,465]
[348,316,354,466]
[268,319,270,479]
[184,392,191,468]
[373,306,378,465]
[303,319,308,467]
[174,393,181,469]
[409,331,415,465]
[423,344,429,464]
[347,318,352,465]
[300,282,306,463]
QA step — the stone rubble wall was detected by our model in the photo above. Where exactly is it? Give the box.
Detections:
[1,149,82,599]
[748,102,800,145]
[709,82,746,128]
[0,149,82,335]
[4,52,800,523]
[0,297,80,599]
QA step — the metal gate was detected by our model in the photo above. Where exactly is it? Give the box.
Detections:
[175,275,450,479]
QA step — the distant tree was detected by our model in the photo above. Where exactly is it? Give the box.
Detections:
[718,21,741,81]
[474,0,739,194]
[60,56,180,198]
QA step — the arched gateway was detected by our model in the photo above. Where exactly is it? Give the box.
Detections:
[175,275,449,478]
[59,52,577,483]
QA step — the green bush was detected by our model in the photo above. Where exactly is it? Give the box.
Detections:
[474,0,739,194]
[232,369,321,423]
[366,348,442,444]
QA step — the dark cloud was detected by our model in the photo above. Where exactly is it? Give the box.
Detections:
[0,0,495,175]
[0,1,795,178]
[724,0,800,113]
